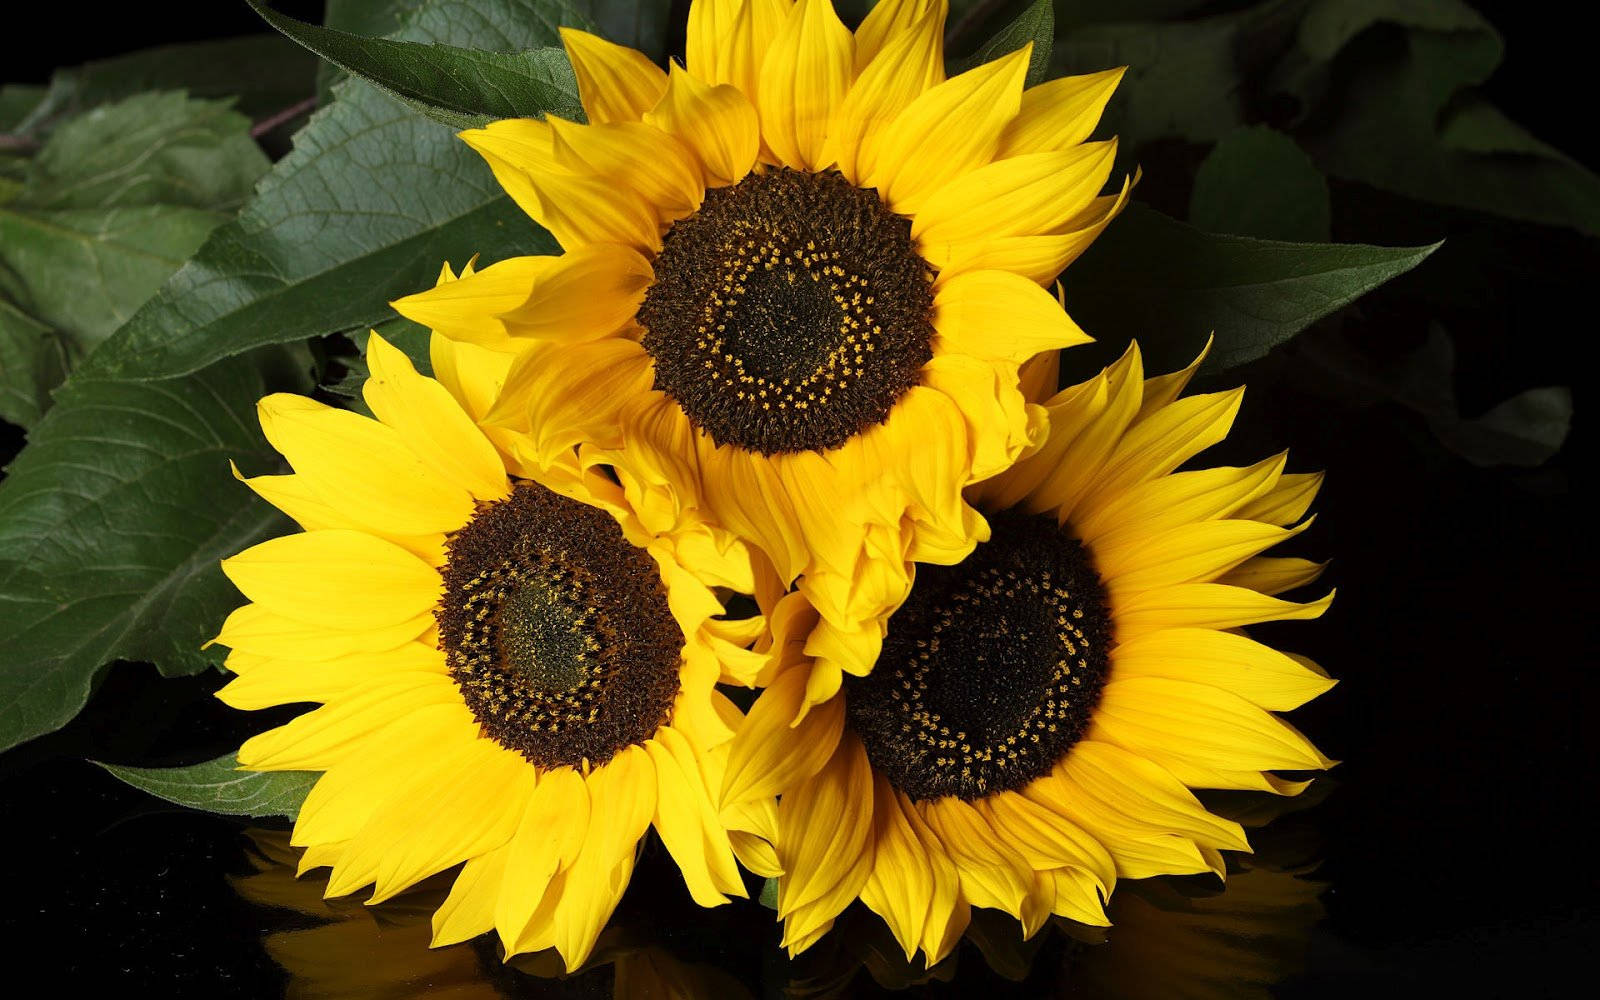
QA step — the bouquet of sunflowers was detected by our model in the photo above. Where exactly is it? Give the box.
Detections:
[0,0,1577,989]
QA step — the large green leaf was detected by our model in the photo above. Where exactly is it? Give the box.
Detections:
[79,0,588,384]
[1060,204,1438,375]
[98,754,318,820]
[952,0,1055,86]
[249,1,584,131]
[1189,125,1330,242]
[0,0,588,753]
[1290,0,1600,236]
[0,93,269,426]
[8,36,319,137]
[0,351,305,754]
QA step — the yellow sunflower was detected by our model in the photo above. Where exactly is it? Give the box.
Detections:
[718,344,1336,961]
[390,0,1128,710]
[213,321,770,971]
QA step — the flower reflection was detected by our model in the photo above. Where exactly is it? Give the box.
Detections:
[787,787,1328,998]
[233,832,752,999]
[234,787,1326,998]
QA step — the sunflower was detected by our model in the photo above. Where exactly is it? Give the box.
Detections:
[213,319,770,971]
[718,344,1336,961]
[390,0,1128,710]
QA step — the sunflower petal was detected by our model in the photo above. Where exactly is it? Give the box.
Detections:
[759,0,854,170]
[933,269,1090,363]
[645,64,760,187]
[1111,627,1336,711]
[998,68,1124,157]
[687,0,793,102]
[866,45,1030,213]
[825,1,942,183]
[560,27,668,124]
[221,530,439,631]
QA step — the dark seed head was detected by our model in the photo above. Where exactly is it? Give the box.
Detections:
[639,167,935,455]
[436,482,684,769]
[846,510,1113,802]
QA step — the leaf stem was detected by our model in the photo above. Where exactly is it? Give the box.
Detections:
[250,96,318,139]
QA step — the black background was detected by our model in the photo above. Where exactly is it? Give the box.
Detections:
[0,2,1593,996]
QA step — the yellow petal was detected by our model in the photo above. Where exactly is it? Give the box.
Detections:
[1112,582,1333,639]
[1082,388,1244,507]
[914,141,1118,270]
[216,641,445,711]
[229,463,444,565]
[647,728,746,907]
[326,738,532,902]
[553,746,657,970]
[1052,739,1248,849]
[363,333,508,501]
[485,338,654,467]
[857,773,936,962]
[1027,344,1143,519]
[687,0,793,101]
[917,797,1033,918]
[644,64,760,187]
[213,602,431,662]
[431,842,511,946]
[758,0,854,170]
[934,176,1130,285]
[1110,627,1336,712]
[1092,677,1335,775]
[775,736,875,936]
[865,45,1030,213]
[853,0,945,72]
[920,353,1031,482]
[1071,453,1285,545]
[391,254,552,351]
[257,394,473,535]
[825,0,943,183]
[238,672,465,771]
[548,117,705,220]
[560,27,667,125]
[1216,555,1328,596]
[498,242,654,343]
[430,335,514,421]
[721,664,846,807]
[1097,518,1308,594]
[221,530,439,631]
[1234,471,1325,526]
[933,269,1091,363]
[456,120,559,226]
[978,791,1116,898]
[997,67,1124,157]
[496,765,590,952]
[291,702,472,848]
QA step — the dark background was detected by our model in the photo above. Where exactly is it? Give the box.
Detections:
[0,1,1592,996]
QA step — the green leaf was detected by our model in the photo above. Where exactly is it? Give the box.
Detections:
[0,350,307,754]
[584,0,673,61]
[78,0,584,384]
[1059,204,1438,375]
[952,0,1054,86]
[1290,0,1600,235]
[0,93,270,425]
[10,36,319,137]
[1303,325,1571,467]
[11,91,267,213]
[759,876,779,909]
[1189,125,1330,242]
[0,85,46,133]
[319,0,430,101]
[1051,2,1298,149]
[97,754,318,819]
[0,298,68,428]
[248,0,584,131]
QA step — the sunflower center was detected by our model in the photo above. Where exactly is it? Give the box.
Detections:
[846,510,1113,802]
[639,167,935,455]
[436,483,684,769]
